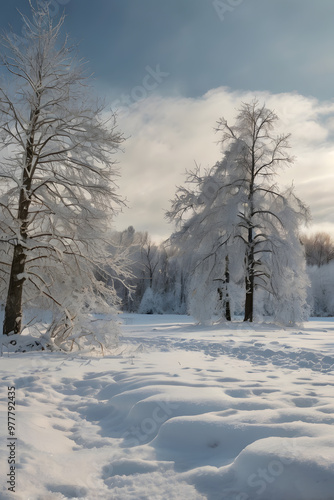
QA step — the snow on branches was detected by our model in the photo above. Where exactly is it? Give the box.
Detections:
[167,100,310,325]
[0,1,129,350]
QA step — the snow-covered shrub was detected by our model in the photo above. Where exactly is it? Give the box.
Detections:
[138,287,164,314]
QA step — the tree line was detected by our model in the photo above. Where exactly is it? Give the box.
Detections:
[109,226,334,320]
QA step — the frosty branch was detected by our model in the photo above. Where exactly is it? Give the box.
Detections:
[0,2,129,349]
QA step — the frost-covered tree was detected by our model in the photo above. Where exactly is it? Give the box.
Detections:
[140,233,160,289]
[307,261,334,316]
[0,2,127,348]
[167,100,310,325]
[166,155,238,323]
[109,227,188,314]
[301,232,334,267]
[216,101,310,322]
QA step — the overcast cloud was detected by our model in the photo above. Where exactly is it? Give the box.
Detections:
[1,1,334,240]
[115,88,334,240]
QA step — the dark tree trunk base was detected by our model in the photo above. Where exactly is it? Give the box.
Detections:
[3,244,26,336]
[226,300,231,321]
[244,289,253,322]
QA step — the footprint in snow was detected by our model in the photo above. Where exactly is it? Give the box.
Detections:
[292,397,319,408]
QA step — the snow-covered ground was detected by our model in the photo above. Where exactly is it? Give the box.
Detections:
[1,314,334,500]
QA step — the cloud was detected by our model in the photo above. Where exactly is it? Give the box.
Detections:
[114,87,334,241]
[1,85,333,242]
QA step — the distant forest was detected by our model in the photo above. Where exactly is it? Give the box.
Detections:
[111,227,334,318]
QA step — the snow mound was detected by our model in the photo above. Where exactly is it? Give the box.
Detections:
[152,415,302,467]
[230,436,334,500]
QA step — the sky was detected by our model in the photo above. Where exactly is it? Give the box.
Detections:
[1,0,334,241]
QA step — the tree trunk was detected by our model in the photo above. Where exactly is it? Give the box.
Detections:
[244,141,255,323]
[3,103,38,335]
[3,186,31,335]
[3,184,32,335]
[225,295,231,322]
[244,229,254,322]
[217,256,232,321]
[3,245,27,335]
[224,256,231,321]
[244,274,254,322]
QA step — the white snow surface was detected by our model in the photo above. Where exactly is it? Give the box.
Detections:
[1,314,334,500]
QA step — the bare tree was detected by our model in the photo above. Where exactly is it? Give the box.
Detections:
[301,232,334,267]
[0,2,127,347]
[140,233,160,289]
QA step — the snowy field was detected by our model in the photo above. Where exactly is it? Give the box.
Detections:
[1,314,334,500]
